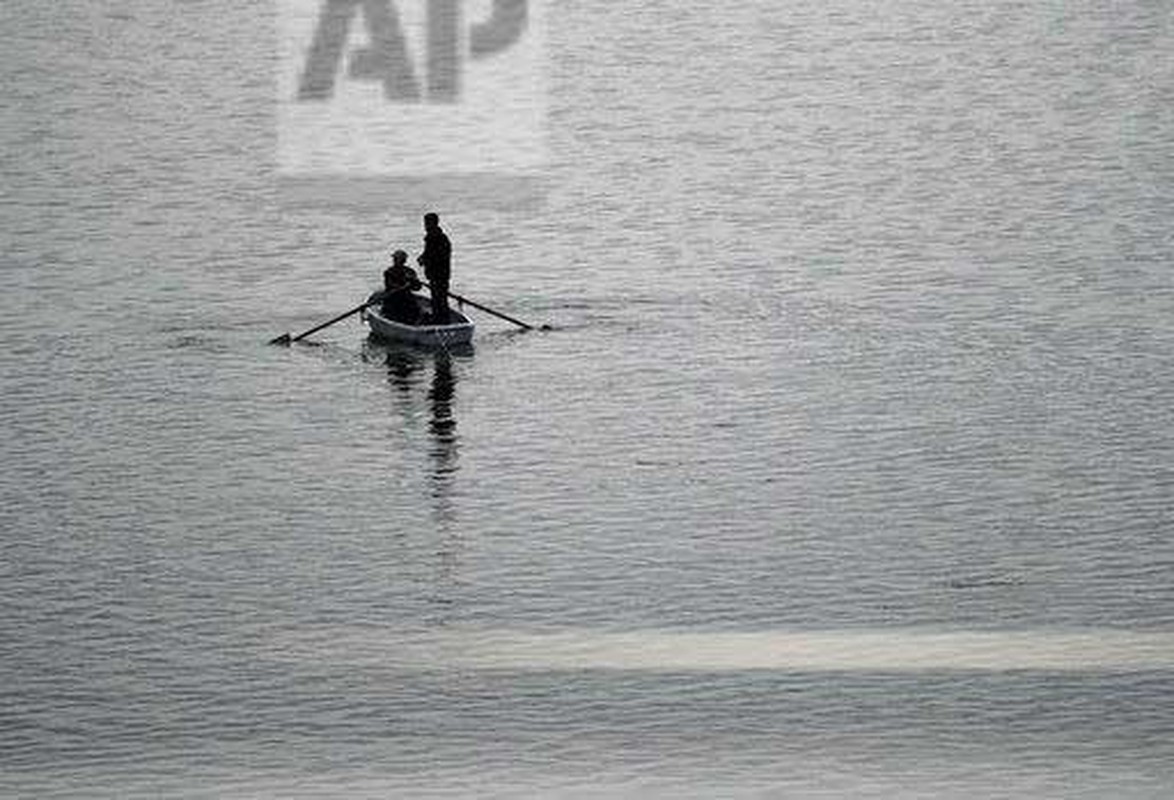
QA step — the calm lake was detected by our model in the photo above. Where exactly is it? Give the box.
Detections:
[2,1,1172,797]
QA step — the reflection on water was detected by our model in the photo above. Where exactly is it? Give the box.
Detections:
[362,338,471,503]
[427,352,458,496]
[362,338,473,624]
[379,344,422,394]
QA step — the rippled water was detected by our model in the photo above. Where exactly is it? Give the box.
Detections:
[2,1,1173,797]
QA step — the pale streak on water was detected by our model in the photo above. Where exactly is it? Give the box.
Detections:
[2,0,1173,798]
[277,627,1174,671]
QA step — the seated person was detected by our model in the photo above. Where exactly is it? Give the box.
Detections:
[374,249,423,324]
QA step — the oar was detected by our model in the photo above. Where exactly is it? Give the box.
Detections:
[424,281,547,331]
[269,296,381,345]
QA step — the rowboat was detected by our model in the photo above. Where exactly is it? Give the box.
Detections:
[363,294,475,346]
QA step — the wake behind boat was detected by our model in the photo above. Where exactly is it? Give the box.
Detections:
[363,293,475,347]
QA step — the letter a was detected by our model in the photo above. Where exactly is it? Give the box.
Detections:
[298,0,420,102]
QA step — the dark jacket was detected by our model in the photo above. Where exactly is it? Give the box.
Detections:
[419,229,452,286]
[384,262,421,292]
[379,264,422,324]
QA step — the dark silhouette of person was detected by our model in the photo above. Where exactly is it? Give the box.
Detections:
[417,212,452,324]
[372,249,423,324]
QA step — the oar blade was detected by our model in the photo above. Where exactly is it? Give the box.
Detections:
[269,333,292,346]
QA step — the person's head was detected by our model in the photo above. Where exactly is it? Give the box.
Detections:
[423,212,440,232]
[391,249,408,266]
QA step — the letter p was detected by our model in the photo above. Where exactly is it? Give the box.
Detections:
[471,0,527,59]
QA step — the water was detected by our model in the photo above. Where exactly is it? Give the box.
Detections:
[2,1,1172,796]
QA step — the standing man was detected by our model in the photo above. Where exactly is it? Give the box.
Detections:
[417,212,452,324]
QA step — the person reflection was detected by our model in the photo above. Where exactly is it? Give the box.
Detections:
[427,352,459,497]
[368,341,468,624]
[381,345,423,394]
[368,342,467,518]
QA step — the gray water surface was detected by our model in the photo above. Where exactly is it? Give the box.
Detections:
[2,1,1173,797]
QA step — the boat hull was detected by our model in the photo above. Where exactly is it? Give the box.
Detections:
[364,295,474,346]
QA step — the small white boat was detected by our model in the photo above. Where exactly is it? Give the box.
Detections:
[364,294,475,347]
